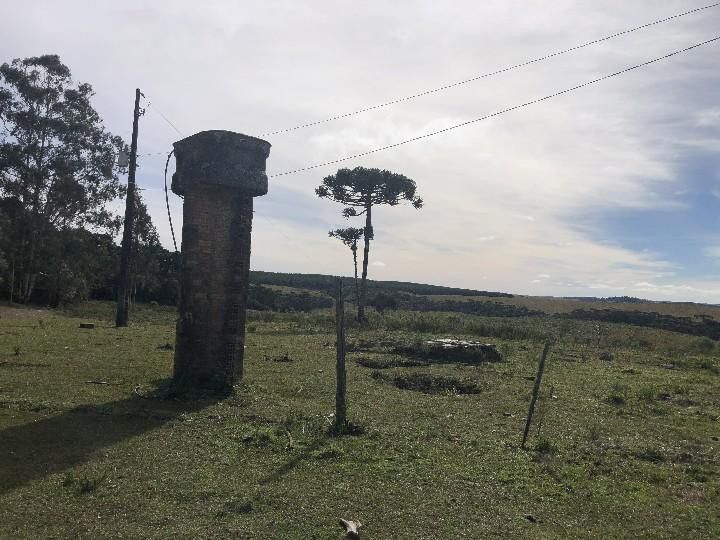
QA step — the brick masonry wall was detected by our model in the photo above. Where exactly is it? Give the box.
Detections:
[174,186,254,391]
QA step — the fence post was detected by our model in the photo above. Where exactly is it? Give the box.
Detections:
[521,341,551,449]
[335,278,347,429]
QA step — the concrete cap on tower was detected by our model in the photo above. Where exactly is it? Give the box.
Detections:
[171,130,271,197]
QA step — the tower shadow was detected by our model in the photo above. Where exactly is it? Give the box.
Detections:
[0,380,221,495]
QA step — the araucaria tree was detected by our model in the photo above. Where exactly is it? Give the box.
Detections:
[317,167,422,321]
[0,55,125,303]
[329,226,366,305]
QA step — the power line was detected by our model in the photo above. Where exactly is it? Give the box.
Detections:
[137,2,719,148]
[133,2,720,154]
[260,2,720,137]
[145,99,185,137]
[137,150,173,158]
[269,36,720,178]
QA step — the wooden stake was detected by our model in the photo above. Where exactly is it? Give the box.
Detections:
[335,278,347,428]
[521,341,551,449]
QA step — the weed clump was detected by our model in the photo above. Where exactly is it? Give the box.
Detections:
[223,500,253,514]
[606,383,628,406]
[237,425,281,448]
[62,471,106,494]
[534,437,557,455]
[635,447,666,463]
[329,420,365,437]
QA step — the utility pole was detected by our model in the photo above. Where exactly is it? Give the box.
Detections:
[116,88,142,327]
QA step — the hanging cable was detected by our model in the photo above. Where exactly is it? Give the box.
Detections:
[164,149,179,252]
[269,35,720,178]
[135,4,720,159]
[137,3,720,148]
[259,2,720,137]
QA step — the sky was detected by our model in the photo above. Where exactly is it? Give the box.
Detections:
[2,0,719,302]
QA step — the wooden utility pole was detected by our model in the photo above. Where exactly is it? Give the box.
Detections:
[116,88,142,327]
[521,341,552,449]
[335,278,347,428]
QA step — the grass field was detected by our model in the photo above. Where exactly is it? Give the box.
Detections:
[1,301,719,538]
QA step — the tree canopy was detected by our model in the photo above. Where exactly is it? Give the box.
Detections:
[316,167,423,218]
[0,54,125,302]
[329,226,366,250]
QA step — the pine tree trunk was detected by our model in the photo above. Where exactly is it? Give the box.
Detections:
[358,201,372,322]
[25,273,37,305]
[352,246,359,308]
[21,271,31,304]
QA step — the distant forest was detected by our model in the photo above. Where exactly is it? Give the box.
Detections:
[249,271,513,298]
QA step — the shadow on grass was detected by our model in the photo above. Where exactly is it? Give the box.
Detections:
[0,379,221,495]
[259,436,330,485]
[259,420,365,486]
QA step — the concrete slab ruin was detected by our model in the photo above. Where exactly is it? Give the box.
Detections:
[423,339,503,363]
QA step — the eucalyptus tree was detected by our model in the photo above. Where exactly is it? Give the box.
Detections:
[329,226,366,305]
[129,192,161,308]
[0,54,125,302]
[317,166,422,321]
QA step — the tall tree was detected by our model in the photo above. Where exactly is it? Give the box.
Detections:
[317,167,422,321]
[329,226,366,306]
[129,191,161,308]
[0,196,24,303]
[0,54,125,303]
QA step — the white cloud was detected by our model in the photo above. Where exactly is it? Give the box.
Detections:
[704,246,720,258]
[696,107,720,127]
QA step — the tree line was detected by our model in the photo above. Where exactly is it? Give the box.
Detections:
[0,54,179,306]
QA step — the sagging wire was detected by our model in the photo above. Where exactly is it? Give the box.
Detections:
[164,149,180,252]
